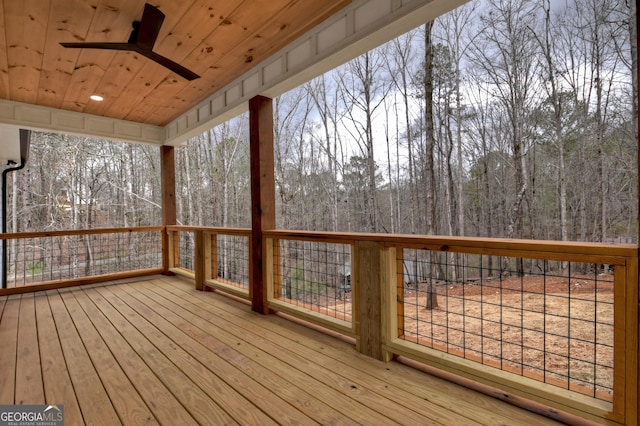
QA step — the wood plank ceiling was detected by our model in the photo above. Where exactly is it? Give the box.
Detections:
[0,0,351,126]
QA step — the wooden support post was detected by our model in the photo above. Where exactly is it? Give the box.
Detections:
[194,230,206,291]
[355,240,388,361]
[249,95,276,314]
[161,146,176,275]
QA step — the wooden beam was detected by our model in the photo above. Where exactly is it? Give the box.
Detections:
[194,230,206,291]
[249,95,275,314]
[161,146,176,274]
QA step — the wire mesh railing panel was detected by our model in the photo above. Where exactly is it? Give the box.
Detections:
[273,239,352,323]
[398,249,614,402]
[176,231,195,272]
[214,234,249,289]
[5,230,162,287]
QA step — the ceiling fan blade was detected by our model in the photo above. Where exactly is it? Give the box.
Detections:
[135,3,165,50]
[144,51,200,81]
[60,3,199,81]
[60,42,134,51]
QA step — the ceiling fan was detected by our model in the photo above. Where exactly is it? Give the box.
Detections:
[60,3,200,81]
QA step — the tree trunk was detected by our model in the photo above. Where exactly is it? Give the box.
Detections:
[424,22,436,237]
[423,21,438,309]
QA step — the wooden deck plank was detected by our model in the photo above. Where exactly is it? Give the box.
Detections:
[55,288,158,426]
[71,287,239,426]
[118,282,355,426]
[46,290,121,425]
[93,284,289,426]
[158,276,564,426]
[58,289,201,426]
[14,293,44,404]
[132,282,392,425]
[269,314,566,426]
[33,293,84,424]
[0,296,19,404]
[180,286,563,426]
[0,276,575,425]
[153,280,473,425]
[148,284,475,425]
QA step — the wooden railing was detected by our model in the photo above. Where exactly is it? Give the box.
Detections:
[166,226,251,300]
[0,227,164,294]
[1,225,637,424]
[261,230,638,425]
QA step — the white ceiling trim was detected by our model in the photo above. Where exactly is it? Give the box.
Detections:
[163,0,469,146]
[0,99,164,145]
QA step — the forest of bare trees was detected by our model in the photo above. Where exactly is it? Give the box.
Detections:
[5,0,638,244]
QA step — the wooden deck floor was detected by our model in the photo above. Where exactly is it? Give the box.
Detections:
[0,275,565,425]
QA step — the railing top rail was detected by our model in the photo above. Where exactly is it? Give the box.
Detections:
[264,229,356,244]
[264,229,639,258]
[2,226,636,258]
[0,226,164,240]
[166,225,251,236]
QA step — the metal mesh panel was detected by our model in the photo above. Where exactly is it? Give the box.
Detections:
[215,234,249,289]
[172,231,249,290]
[398,249,614,401]
[177,231,195,271]
[5,230,162,287]
[273,239,352,322]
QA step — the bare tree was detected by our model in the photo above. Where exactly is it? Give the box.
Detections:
[471,0,540,241]
[386,30,420,233]
[338,47,391,232]
[306,74,345,232]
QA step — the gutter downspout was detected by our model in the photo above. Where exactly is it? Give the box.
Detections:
[2,129,31,288]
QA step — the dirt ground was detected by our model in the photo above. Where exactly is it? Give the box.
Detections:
[329,274,615,401]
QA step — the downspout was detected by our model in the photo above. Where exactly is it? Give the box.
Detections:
[2,129,31,288]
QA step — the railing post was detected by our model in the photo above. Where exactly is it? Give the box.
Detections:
[194,230,211,292]
[354,240,391,361]
[166,230,176,271]
[264,237,275,304]
[626,254,638,426]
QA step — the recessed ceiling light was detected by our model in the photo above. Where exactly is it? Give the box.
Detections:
[90,95,104,102]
